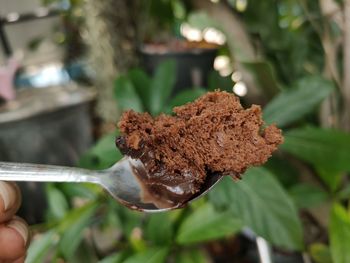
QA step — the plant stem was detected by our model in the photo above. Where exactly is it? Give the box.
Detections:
[191,0,264,104]
[310,0,342,128]
[342,0,350,131]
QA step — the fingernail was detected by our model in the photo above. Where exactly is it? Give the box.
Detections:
[0,182,16,211]
[7,219,29,245]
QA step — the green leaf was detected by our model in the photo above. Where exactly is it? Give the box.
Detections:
[149,0,174,26]
[176,203,242,245]
[336,185,350,201]
[210,168,303,250]
[172,0,186,19]
[330,203,350,263]
[175,250,209,263]
[149,60,176,116]
[242,61,280,98]
[208,70,232,92]
[123,247,169,263]
[263,76,334,127]
[46,184,69,220]
[281,127,350,176]
[128,69,152,112]
[145,213,174,245]
[26,230,58,263]
[99,252,127,263]
[59,183,97,199]
[79,131,122,170]
[187,11,222,31]
[288,183,328,209]
[103,201,123,230]
[114,205,142,238]
[309,243,333,263]
[71,241,98,263]
[114,75,144,113]
[59,202,98,260]
[317,168,342,192]
[264,155,300,187]
[164,88,206,113]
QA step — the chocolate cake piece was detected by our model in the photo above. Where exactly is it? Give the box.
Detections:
[116,91,283,207]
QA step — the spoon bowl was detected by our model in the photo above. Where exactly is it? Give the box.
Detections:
[0,157,223,212]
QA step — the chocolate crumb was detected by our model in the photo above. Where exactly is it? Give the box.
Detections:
[116,91,283,207]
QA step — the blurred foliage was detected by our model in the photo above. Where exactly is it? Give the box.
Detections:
[26,0,350,262]
[309,243,333,263]
[330,204,350,263]
[210,168,303,250]
[114,60,206,116]
[40,0,86,61]
[263,76,334,127]
[288,183,328,209]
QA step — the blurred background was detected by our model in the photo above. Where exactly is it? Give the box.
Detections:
[1,0,350,262]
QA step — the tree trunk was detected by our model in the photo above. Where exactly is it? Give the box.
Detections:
[318,0,342,128]
[83,0,141,123]
[341,0,350,131]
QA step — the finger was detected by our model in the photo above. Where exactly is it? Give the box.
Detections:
[0,254,26,263]
[0,217,29,262]
[12,254,26,263]
[0,182,21,223]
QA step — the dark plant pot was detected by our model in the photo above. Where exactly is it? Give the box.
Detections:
[0,85,95,224]
[140,42,218,94]
[207,234,304,263]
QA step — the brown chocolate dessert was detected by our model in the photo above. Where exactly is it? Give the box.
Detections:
[116,91,283,207]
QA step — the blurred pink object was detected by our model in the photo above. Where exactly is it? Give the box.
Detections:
[0,58,19,101]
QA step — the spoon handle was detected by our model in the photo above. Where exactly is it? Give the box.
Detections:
[0,162,101,184]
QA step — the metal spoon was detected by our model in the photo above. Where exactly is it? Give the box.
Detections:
[0,158,276,262]
[0,157,223,212]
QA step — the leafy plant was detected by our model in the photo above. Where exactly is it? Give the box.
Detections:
[114,60,206,117]
[330,204,350,263]
[26,1,350,262]
[210,168,303,250]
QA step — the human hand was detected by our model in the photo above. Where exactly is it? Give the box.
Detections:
[0,182,29,263]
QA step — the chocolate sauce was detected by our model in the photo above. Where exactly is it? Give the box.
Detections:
[116,136,197,207]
